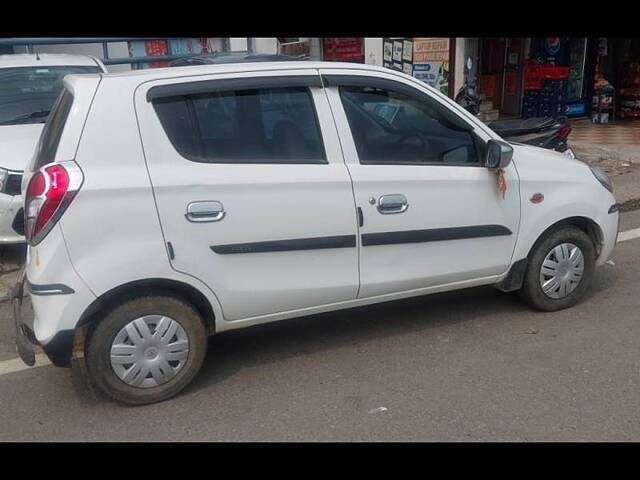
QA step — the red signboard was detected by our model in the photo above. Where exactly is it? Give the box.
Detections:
[322,38,364,62]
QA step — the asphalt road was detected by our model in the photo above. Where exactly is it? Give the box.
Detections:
[1,211,639,441]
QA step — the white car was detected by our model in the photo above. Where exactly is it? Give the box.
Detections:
[0,53,106,243]
[14,61,619,405]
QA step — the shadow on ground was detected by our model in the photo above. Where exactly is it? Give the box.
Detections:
[184,267,616,397]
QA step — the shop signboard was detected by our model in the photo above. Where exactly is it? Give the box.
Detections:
[383,40,393,63]
[402,40,413,62]
[392,40,403,63]
[280,40,310,58]
[383,38,412,73]
[412,38,450,95]
[322,38,364,62]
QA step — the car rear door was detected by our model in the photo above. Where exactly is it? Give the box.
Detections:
[135,70,359,321]
[321,69,520,298]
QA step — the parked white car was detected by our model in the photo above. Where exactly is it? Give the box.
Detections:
[0,53,106,243]
[14,61,619,405]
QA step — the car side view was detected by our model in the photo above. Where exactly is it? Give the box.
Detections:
[14,61,619,405]
[0,53,107,243]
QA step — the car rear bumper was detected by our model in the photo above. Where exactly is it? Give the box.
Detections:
[13,269,77,367]
[13,269,37,366]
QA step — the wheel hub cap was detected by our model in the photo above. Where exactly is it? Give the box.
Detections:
[110,315,189,388]
[539,242,584,299]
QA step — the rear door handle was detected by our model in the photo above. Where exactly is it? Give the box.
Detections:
[186,201,225,222]
[377,194,408,214]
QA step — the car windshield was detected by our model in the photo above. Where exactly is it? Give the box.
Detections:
[0,65,101,125]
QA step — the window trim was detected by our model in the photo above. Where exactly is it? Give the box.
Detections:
[322,74,475,133]
[32,89,74,170]
[147,74,324,102]
[151,85,329,165]
[331,77,486,167]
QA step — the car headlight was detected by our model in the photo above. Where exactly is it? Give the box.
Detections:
[0,168,7,193]
[590,166,613,193]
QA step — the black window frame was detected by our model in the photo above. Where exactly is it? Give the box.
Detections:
[32,89,74,170]
[150,76,329,165]
[325,74,488,167]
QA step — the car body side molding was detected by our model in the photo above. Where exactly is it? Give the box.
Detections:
[211,234,357,254]
[361,225,512,247]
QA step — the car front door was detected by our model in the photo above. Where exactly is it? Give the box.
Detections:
[135,71,359,321]
[322,69,520,298]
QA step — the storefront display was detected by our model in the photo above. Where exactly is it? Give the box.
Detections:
[591,72,615,123]
[618,62,640,119]
[521,62,569,118]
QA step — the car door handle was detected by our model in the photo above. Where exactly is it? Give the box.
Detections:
[377,194,409,214]
[186,201,225,222]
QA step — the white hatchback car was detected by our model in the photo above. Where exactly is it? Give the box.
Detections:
[14,61,619,405]
[0,53,106,243]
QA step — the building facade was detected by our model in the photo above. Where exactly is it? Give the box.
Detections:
[5,37,638,122]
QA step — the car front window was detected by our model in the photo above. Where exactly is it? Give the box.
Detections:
[0,65,101,125]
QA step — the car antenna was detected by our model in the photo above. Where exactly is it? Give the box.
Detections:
[35,50,40,61]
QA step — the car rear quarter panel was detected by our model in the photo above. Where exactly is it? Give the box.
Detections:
[59,77,224,322]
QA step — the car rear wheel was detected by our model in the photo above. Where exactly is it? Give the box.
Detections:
[85,294,208,405]
[519,226,596,311]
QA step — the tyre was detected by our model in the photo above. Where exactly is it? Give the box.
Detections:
[519,226,596,311]
[85,294,208,405]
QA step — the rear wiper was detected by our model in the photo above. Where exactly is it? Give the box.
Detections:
[0,110,50,125]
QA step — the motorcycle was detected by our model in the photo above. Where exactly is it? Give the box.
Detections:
[455,57,575,158]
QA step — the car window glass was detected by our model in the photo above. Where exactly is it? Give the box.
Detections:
[0,65,101,125]
[31,89,74,170]
[153,86,326,164]
[339,86,479,166]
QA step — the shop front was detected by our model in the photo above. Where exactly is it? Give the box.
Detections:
[471,38,597,121]
[597,38,640,121]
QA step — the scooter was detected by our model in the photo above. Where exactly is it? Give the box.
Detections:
[455,57,575,158]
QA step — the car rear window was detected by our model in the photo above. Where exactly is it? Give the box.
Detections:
[31,89,74,171]
[0,65,100,126]
[152,86,327,164]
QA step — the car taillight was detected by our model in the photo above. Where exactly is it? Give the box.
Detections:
[558,126,572,138]
[24,161,83,245]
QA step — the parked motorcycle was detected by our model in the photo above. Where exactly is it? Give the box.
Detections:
[455,57,575,158]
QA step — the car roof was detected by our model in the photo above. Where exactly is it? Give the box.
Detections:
[0,53,103,69]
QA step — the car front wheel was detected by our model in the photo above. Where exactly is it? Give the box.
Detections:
[519,226,596,311]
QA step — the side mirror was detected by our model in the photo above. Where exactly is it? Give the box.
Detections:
[485,139,514,170]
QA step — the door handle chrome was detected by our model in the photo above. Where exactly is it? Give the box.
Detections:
[377,194,408,214]
[186,201,225,222]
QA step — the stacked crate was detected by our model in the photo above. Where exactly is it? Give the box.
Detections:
[521,63,569,118]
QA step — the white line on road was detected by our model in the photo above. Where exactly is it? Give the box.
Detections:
[0,226,639,378]
[0,354,51,376]
[617,227,640,243]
